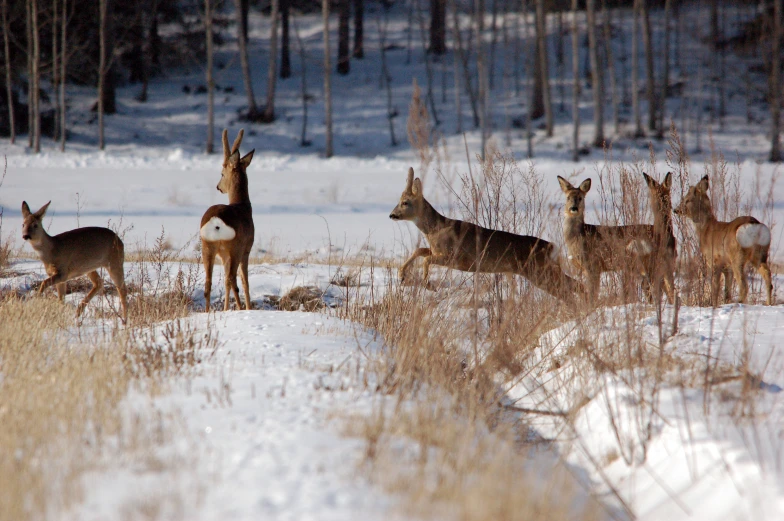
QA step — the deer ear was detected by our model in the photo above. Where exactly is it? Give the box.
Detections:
[406,167,415,193]
[697,175,709,193]
[642,172,654,187]
[241,149,255,168]
[663,172,673,190]
[579,178,592,193]
[21,201,31,217]
[34,201,51,219]
[412,178,422,195]
[228,149,240,166]
[557,176,572,193]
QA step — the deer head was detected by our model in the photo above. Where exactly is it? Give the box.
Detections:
[217,128,255,196]
[557,176,591,218]
[389,167,425,222]
[21,200,51,243]
[674,175,713,224]
[642,171,673,217]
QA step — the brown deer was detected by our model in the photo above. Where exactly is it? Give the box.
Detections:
[642,172,677,304]
[558,175,659,303]
[674,175,773,306]
[201,129,255,312]
[21,200,128,322]
[388,168,584,302]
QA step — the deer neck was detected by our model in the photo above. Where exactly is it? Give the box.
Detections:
[690,208,717,238]
[228,176,251,206]
[653,207,673,237]
[29,230,55,262]
[562,212,584,240]
[414,198,447,235]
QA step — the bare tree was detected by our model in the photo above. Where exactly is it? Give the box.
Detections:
[353,0,364,58]
[378,6,397,145]
[293,19,309,145]
[59,0,66,151]
[535,0,552,136]
[430,0,446,55]
[52,0,58,140]
[602,0,619,135]
[205,0,215,154]
[641,0,655,132]
[771,0,782,161]
[235,0,258,117]
[337,0,350,74]
[323,0,333,157]
[631,0,643,137]
[26,0,31,147]
[1,0,14,143]
[656,0,671,138]
[586,0,603,147]
[451,0,479,127]
[280,0,291,78]
[31,0,40,152]
[571,0,579,161]
[262,0,280,122]
[98,0,107,149]
[476,0,488,156]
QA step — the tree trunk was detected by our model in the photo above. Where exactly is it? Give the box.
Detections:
[488,0,498,90]
[150,1,161,71]
[602,0,619,135]
[586,0,603,147]
[556,9,565,113]
[323,0,333,157]
[571,0,579,161]
[378,8,397,145]
[353,0,363,58]
[235,0,257,116]
[1,0,14,143]
[529,0,544,121]
[26,0,32,147]
[60,0,66,150]
[452,0,479,127]
[98,0,106,149]
[476,0,488,156]
[337,0,350,74]
[430,0,446,55]
[52,0,58,141]
[657,0,671,138]
[535,0,552,136]
[240,0,249,41]
[280,0,291,78]
[641,0,655,132]
[263,0,279,121]
[631,0,643,136]
[771,0,781,161]
[31,0,39,152]
[205,0,214,154]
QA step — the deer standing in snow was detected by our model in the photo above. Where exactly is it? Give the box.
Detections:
[674,175,773,306]
[200,129,255,311]
[389,168,584,302]
[642,172,677,304]
[21,200,129,322]
[558,175,660,303]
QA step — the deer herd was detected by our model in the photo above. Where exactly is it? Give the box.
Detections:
[18,128,776,322]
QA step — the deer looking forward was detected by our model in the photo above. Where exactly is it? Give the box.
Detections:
[201,129,255,312]
[388,168,584,302]
[675,175,773,306]
[558,176,661,303]
[641,172,677,304]
[21,201,128,322]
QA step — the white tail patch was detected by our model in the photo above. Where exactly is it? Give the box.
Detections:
[200,217,236,242]
[736,223,771,248]
[626,239,653,256]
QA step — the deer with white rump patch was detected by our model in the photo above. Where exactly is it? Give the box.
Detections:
[201,129,255,311]
[389,168,584,302]
[558,175,661,303]
[21,200,128,322]
[674,175,773,306]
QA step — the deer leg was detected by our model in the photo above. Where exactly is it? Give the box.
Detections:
[663,263,676,305]
[585,271,601,304]
[55,282,67,301]
[77,271,104,317]
[731,262,748,304]
[38,272,66,296]
[399,248,432,285]
[202,245,215,312]
[723,267,734,302]
[423,253,450,291]
[106,260,129,324]
[758,261,774,305]
[709,267,723,307]
[240,252,252,310]
[222,258,236,311]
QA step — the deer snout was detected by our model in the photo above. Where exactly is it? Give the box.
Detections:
[389,212,400,220]
[22,234,30,240]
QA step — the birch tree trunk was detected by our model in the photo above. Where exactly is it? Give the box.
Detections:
[771,0,781,161]
[1,0,14,143]
[571,0,579,161]
[205,0,214,154]
[323,0,333,157]
[235,0,257,115]
[535,0,552,136]
[262,0,279,121]
[586,0,603,147]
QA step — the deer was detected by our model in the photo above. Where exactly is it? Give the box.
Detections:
[201,128,256,312]
[674,175,773,306]
[21,200,128,323]
[641,172,677,304]
[388,167,584,302]
[558,175,661,304]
